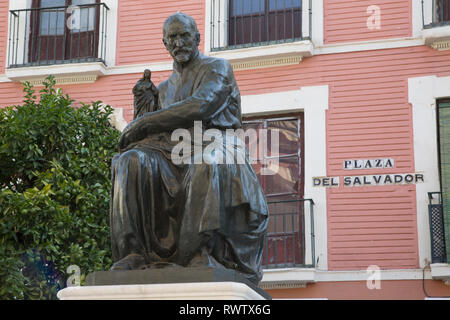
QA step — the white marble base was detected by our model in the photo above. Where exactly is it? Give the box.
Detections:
[57,281,267,300]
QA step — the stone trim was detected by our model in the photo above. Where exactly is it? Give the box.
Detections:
[430,40,450,50]
[26,75,99,86]
[230,55,303,71]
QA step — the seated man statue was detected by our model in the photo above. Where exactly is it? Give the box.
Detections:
[109,12,268,285]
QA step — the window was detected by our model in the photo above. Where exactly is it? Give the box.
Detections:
[30,0,99,64]
[243,114,307,268]
[8,0,109,67]
[210,0,307,51]
[423,0,450,27]
[437,100,450,263]
[243,115,304,200]
[434,0,450,24]
[229,0,302,46]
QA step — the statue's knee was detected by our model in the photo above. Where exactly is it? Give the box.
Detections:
[119,149,143,165]
[196,162,216,173]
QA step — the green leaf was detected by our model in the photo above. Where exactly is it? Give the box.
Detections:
[0,76,119,300]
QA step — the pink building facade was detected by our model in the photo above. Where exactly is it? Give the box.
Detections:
[1,0,450,299]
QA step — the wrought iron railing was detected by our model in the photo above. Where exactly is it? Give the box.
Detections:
[8,3,109,68]
[262,199,315,269]
[428,192,447,263]
[210,0,311,51]
[423,0,450,28]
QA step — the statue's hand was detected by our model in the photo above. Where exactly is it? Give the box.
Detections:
[118,129,131,151]
[118,110,158,151]
[118,118,145,151]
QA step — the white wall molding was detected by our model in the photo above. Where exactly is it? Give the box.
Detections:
[315,268,433,282]
[0,75,11,83]
[412,0,424,38]
[2,61,172,84]
[108,107,127,132]
[260,268,436,290]
[262,268,434,286]
[5,62,107,84]
[6,0,31,70]
[103,0,118,67]
[314,37,425,55]
[421,0,433,27]
[209,40,312,71]
[408,75,450,268]
[311,0,324,47]
[241,85,329,272]
[106,61,173,75]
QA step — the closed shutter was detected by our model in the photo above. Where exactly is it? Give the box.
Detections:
[439,101,450,263]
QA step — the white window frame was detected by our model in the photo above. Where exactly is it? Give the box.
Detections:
[240,85,329,285]
[408,75,450,268]
[421,0,450,27]
[415,0,450,49]
[204,0,323,71]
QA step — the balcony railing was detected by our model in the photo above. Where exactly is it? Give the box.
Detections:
[210,0,311,51]
[423,0,450,28]
[262,199,315,269]
[8,3,109,68]
[428,192,447,263]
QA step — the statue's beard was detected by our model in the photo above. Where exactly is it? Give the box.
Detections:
[172,48,195,64]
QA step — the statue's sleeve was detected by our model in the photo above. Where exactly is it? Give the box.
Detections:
[120,60,233,149]
[132,80,142,95]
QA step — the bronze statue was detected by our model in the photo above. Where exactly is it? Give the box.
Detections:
[109,12,268,285]
[132,69,158,120]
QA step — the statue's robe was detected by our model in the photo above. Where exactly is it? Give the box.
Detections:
[110,52,268,284]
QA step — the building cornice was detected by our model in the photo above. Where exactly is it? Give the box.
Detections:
[0,37,437,83]
[430,40,450,51]
[5,62,107,85]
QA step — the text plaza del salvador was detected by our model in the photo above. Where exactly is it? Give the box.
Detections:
[313,158,425,188]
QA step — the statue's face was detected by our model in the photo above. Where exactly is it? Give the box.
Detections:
[144,69,151,79]
[163,18,199,65]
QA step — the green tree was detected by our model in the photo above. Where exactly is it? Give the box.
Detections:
[0,76,121,299]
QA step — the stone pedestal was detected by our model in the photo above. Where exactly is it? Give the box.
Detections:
[57,266,271,300]
[57,281,266,300]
